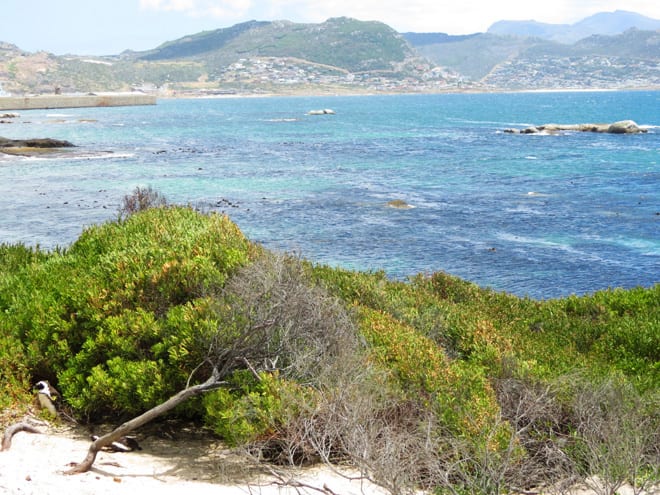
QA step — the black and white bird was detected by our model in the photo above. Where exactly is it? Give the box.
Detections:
[91,434,142,453]
[34,380,60,416]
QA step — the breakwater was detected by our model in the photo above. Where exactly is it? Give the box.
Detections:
[0,93,156,111]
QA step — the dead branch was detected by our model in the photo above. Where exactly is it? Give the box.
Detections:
[262,464,342,495]
[65,370,225,474]
[1,422,42,451]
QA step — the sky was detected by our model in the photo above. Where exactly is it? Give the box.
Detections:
[4,0,660,55]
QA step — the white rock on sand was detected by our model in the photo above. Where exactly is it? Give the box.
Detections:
[0,424,388,495]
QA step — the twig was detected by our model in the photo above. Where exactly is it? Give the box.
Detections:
[240,357,263,382]
[262,464,351,495]
[1,422,42,451]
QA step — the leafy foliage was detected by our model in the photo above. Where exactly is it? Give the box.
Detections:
[0,206,253,418]
[0,205,657,493]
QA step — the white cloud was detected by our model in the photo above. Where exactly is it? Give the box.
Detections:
[139,0,251,17]
[138,0,660,33]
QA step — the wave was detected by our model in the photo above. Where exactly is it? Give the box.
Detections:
[497,232,578,253]
[607,237,660,256]
[263,118,300,122]
[11,151,135,163]
[449,117,535,127]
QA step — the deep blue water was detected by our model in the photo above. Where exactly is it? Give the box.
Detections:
[1,91,658,299]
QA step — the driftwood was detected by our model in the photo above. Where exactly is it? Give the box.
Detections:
[65,369,225,474]
[1,422,42,451]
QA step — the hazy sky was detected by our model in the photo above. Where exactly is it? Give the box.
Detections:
[4,0,660,55]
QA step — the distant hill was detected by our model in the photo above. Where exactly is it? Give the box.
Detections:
[481,28,660,90]
[401,32,480,46]
[0,17,440,96]
[0,13,659,95]
[409,33,555,81]
[411,27,660,87]
[138,20,270,61]
[133,17,415,74]
[488,10,660,43]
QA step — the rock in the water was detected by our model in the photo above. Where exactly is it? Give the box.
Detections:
[0,137,75,155]
[509,120,647,135]
[607,120,645,134]
[387,199,413,209]
[308,109,335,115]
[0,137,75,148]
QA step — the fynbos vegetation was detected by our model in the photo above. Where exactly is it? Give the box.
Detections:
[0,192,657,493]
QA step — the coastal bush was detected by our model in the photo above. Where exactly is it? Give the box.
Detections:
[565,375,660,495]
[117,185,168,220]
[309,264,660,492]
[199,251,365,460]
[203,371,310,449]
[1,206,658,494]
[0,206,254,418]
[0,244,52,411]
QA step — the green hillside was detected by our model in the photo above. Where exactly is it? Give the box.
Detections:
[136,17,414,73]
[138,20,270,61]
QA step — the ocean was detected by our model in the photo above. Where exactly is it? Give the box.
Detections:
[1,91,658,299]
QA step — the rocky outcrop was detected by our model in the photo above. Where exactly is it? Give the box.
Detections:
[0,137,75,156]
[0,137,75,149]
[387,199,414,209]
[606,120,645,134]
[0,112,19,124]
[505,120,647,134]
[307,109,335,115]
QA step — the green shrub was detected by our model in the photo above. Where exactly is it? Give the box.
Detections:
[357,307,502,439]
[0,206,253,419]
[117,185,168,220]
[203,371,308,447]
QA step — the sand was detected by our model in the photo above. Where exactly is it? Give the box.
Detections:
[0,422,388,495]
[2,421,656,495]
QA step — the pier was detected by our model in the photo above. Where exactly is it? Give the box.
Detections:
[0,93,156,111]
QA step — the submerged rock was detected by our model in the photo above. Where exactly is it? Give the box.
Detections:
[387,199,413,209]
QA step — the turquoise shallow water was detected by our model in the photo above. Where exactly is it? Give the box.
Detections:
[1,91,658,298]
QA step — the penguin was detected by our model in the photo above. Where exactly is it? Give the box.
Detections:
[34,380,60,416]
[90,434,142,453]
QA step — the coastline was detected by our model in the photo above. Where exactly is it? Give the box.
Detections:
[2,86,658,109]
[158,84,660,100]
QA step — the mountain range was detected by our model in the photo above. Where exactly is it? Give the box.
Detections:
[0,11,658,96]
[487,10,660,43]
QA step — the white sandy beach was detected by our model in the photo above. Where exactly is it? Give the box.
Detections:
[1,421,658,495]
[0,422,388,495]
